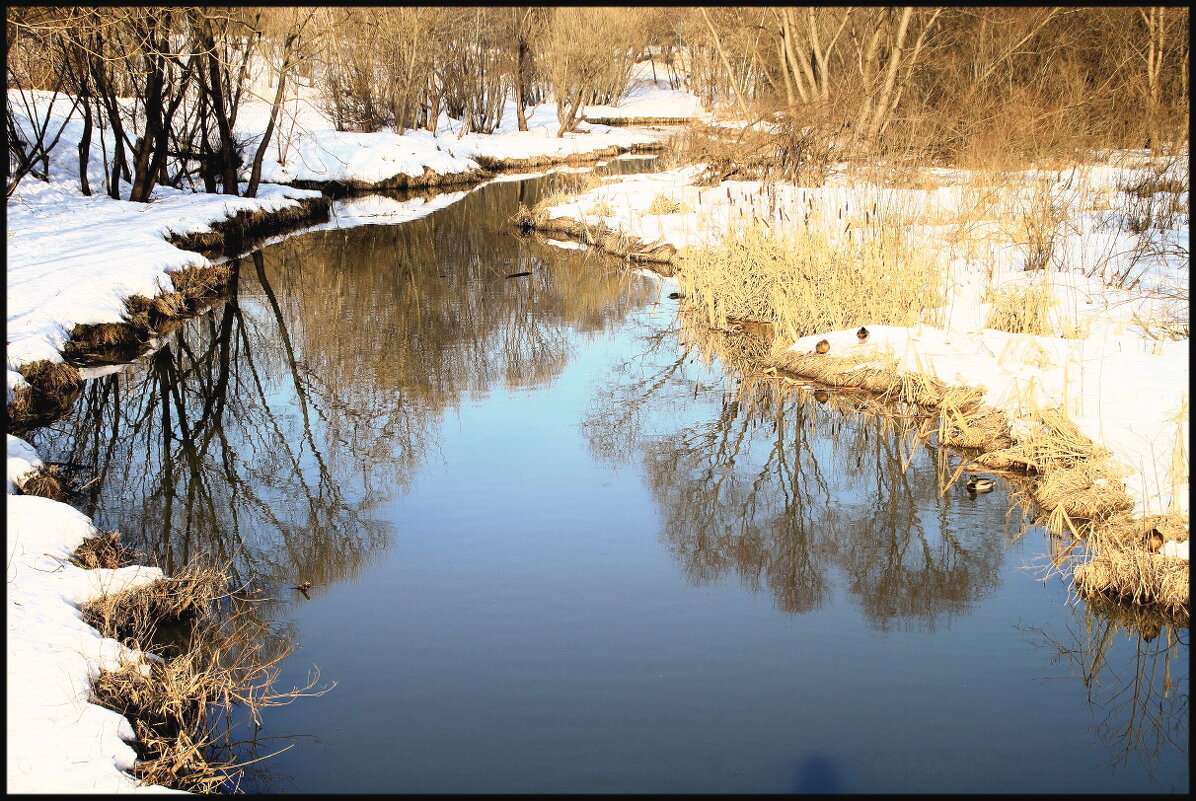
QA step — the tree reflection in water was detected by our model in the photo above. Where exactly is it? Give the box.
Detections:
[584,311,1018,629]
[1023,598,1188,788]
[30,177,657,596]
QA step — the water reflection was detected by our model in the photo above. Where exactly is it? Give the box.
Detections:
[31,176,657,593]
[26,165,1187,793]
[584,314,1015,629]
[1024,598,1188,790]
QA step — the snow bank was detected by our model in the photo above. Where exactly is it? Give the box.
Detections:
[7,442,181,793]
[243,92,659,187]
[6,177,321,396]
[584,77,707,122]
[539,161,1190,521]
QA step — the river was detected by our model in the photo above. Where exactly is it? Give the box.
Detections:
[29,163,1188,793]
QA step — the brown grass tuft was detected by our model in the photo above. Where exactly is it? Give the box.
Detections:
[647,194,690,215]
[85,559,332,791]
[15,465,69,502]
[71,531,137,570]
[83,561,227,645]
[8,361,84,434]
[1073,548,1189,614]
[19,359,83,394]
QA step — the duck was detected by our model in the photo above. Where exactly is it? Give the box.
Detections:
[814,339,830,354]
[1145,528,1164,553]
[857,326,870,343]
[291,581,313,592]
[966,476,995,493]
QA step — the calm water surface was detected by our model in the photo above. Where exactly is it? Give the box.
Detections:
[33,164,1188,793]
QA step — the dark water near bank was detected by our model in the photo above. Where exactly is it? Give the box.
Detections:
[32,163,1188,794]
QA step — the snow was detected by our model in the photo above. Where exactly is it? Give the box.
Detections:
[7,467,181,793]
[7,177,322,396]
[584,76,707,122]
[7,434,43,494]
[540,161,1190,523]
[240,87,661,187]
[1161,539,1189,560]
[6,82,676,398]
[543,239,589,251]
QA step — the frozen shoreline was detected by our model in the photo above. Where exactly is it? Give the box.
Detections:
[5,74,697,792]
[533,162,1190,528]
[7,436,181,793]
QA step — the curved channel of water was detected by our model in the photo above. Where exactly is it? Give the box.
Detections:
[31,166,1188,793]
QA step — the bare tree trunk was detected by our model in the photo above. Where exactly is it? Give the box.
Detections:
[863,7,912,144]
[77,94,92,195]
[128,51,164,202]
[700,7,752,120]
[515,38,531,131]
[247,34,296,198]
[204,46,241,195]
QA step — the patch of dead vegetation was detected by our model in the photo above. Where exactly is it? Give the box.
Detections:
[14,464,69,502]
[83,558,332,791]
[71,531,138,570]
[8,360,84,435]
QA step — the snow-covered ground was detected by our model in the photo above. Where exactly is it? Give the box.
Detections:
[236,68,675,187]
[584,77,707,122]
[539,160,1190,524]
[7,437,180,793]
[6,75,683,400]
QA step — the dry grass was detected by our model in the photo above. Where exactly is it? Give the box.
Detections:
[977,406,1111,475]
[83,561,228,644]
[18,359,83,394]
[14,465,69,502]
[509,203,538,232]
[84,559,332,791]
[1074,546,1190,614]
[1015,181,1071,271]
[667,122,836,186]
[71,531,138,570]
[1119,176,1190,236]
[646,194,690,215]
[7,360,85,434]
[676,223,944,346]
[982,279,1068,337]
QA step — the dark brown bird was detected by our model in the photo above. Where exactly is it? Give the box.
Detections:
[292,581,312,592]
[814,339,830,354]
[813,389,829,403]
[857,326,870,342]
[1145,529,1164,553]
[668,291,683,300]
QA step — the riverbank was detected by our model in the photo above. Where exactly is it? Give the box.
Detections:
[236,74,687,191]
[7,437,180,793]
[521,158,1189,610]
[6,80,691,430]
[5,79,695,789]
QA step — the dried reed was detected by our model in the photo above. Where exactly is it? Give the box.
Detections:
[84,559,332,791]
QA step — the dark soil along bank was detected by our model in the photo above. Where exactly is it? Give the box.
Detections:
[30,171,1189,794]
